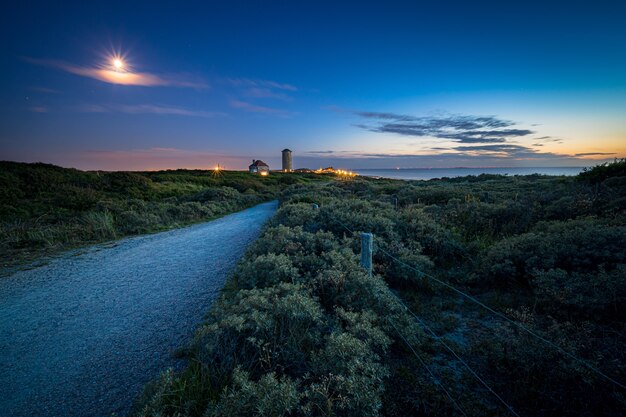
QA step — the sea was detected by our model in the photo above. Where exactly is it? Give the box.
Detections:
[353,167,585,181]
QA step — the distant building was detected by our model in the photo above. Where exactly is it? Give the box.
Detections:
[282,149,293,172]
[315,166,335,173]
[249,160,270,175]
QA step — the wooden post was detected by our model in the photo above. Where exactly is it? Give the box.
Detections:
[360,232,373,277]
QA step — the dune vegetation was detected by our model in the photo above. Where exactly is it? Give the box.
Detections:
[136,160,625,416]
[2,159,624,415]
[0,161,328,270]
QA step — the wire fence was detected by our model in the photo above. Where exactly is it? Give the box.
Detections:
[311,203,625,414]
[387,318,469,417]
[328,215,520,414]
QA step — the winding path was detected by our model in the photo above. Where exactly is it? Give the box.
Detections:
[0,201,278,417]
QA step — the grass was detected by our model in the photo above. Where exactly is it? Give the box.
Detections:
[0,161,331,272]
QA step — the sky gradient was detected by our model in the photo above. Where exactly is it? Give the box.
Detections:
[2,0,625,170]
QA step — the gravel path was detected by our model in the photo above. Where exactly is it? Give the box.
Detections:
[0,201,278,417]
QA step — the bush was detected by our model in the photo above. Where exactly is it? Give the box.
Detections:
[207,368,299,417]
[195,283,325,379]
[578,159,626,183]
[484,220,626,288]
[233,253,300,289]
[533,266,626,319]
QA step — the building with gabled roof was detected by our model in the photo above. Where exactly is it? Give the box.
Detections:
[249,159,270,175]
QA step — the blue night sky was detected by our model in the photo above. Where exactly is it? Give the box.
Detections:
[1,0,625,170]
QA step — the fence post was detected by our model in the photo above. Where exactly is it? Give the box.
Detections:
[360,232,373,277]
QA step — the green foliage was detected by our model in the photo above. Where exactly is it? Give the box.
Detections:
[80,210,117,240]
[207,368,299,417]
[137,191,406,416]
[0,162,328,267]
[533,265,626,319]
[578,158,626,183]
[485,220,626,292]
[233,253,300,289]
[136,160,625,416]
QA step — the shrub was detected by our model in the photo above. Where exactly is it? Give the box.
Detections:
[233,253,300,289]
[484,220,626,287]
[195,283,325,379]
[306,330,389,417]
[207,368,299,417]
[533,266,626,319]
[578,158,626,183]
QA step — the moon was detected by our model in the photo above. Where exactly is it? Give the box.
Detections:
[113,58,124,71]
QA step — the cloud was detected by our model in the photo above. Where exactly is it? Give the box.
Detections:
[29,86,59,94]
[229,99,295,117]
[79,103,226,118]
[449,144,568,159]
[453,144,530,152]
[225,78,298,91]
[301,145,619,164]
[534,136,564,143]
[243,87,292,101]
[23,57,208,88]
[574,152,617,157]
[351,111,533,144]
[28,106,49,113]
[301,144,573,161]
[336,108,618,163]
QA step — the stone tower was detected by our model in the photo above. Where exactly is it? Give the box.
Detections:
[282,149,292,172]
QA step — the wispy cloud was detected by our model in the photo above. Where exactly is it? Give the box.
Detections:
[28,106,49,113]
[307,150,336,154]
[451,144,570,159]
[225,78,298,91]
[229,99,295,117]
[534,136,564,143]
[79,103,226,118]
[303,146,617,163]
[28,86,59,94]
[574,152,617,157]
[243,87,292,101]
[23,57,208,88]
[351,110,533,143]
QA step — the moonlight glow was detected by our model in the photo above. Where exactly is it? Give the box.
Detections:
[112,58,124,71]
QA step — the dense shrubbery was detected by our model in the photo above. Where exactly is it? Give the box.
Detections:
[135,195,415,416]
[0,162,327,268]
[136,160,624,416]
[578,158,626,183]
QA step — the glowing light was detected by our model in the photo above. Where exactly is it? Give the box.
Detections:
[112,58,124,71]
[260,171,269,176]
[211,163,223,178]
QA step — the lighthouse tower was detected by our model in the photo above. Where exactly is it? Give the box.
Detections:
[282,149,293,172]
